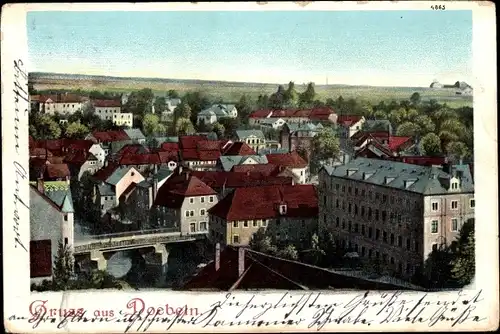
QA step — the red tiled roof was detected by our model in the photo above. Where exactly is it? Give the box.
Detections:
[337,115,363,127]
[93,99,121,108]
[266,151,308,169]
[116,144,150,157]
[160,142,180,151]
[157,151,179,163]
[30,147,54,158]
[44,164,70,179]
[154,173,216,207]
[197,150,221,161]
[249,109,273,118]
[183,246,416,291]
[208,184,317,221]
[66,139,94,152]
[222,142,256,156]
[197,140,224,151]
[64,150,91,165]
[230,163,280,176]
[181,149,200,160]
[387,136,412,151]
[93,164,119,182]
[119,153,161,165]
[39,94,83,103]
[91,130,130,142]
[309,106,336,120]
[179,135,207,149]
[190,170,292,190]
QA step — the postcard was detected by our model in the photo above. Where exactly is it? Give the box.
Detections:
[2,1,498,332]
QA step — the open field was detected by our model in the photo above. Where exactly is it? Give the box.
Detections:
[30,72,473,108]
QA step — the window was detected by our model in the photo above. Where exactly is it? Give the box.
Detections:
[336,199,339,208]
[368,208,372,219]
[64,214,68,222]
[368,227,373,238]
[348,187,352,194]
[104,196,108,201]
[355,188,358,195]
[431,201,439,211]
[382,211,387,221]
[431,220,439,234]
[375,210,379,221]
[209,196,215,203]
[233,235,240,244]
[348,203,352,213]
[354,205,358,215]
[451,218,458,232]
[253,220,258,227]
[185,210,194,217]
[451,200,458,210]
[336,217,340,227]
[243,221,249,228]
[368,249,373,258]
[361,206,365,217]
[348,222,352,232]
[432,243,438,252]
[200,197,205,203]
[451,182,459,190]
[189,197,194,204]
[406,238,411,250]
[342,185,345,192]
[383,231,387,243]
[382,195,387,203]
[261,220,267,227]
[354,223,359,233]
[390,257,395,264]
[64,238,68,246]
[415,241,420,252]
[361,189,366,196]
[200,209,206,216]
[390,233,394,245]
[342,220,346,230]
[361,225,365,235]
[398,236,402,247]
[391,196,395,204]
[376,229,380,240]
[200,222,207,231]
[233,221,239,228]
[470,199,475,208]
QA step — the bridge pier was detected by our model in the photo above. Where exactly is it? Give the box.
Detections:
[91,250,107,271]
[154,244,169,275]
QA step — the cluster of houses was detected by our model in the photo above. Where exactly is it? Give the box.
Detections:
[29,98,474,287]
[30,93,134,128]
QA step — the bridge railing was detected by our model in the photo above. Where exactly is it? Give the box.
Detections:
[73,232,207,254]
[82,227,181,240]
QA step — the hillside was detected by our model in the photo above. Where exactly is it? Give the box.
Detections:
[29,72,473,107]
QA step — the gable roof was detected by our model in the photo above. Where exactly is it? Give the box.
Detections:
[123,128,146,140]
[189,170,293,190]
[222,142,256,156]
[154,172,216,207]
[91,130,130,142]
[218,155,268,172]
[30,183,75,213]
[266,151,308,169]
[43,164,71,179]
[230,163,280,176]
[93,99,121,108]
[236,130,265,140]
[119,153,161,165]
[337,115,364,127]
[387,136,413,151]
[321,157,474,195]
[208,184,318,221]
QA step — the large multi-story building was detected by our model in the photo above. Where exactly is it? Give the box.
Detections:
[318,157,475,279]
[93,99,133,128]
[38,93,87,115]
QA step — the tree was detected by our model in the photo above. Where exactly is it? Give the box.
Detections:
[396,121,421,137]
[446,141,470,162]
[154,96,166,114]
[451,220,475,286]
[218,117,240,138]
[175,103,192,120]
[123,88,154,118]
[212,122,225,138]
[414,115,436,135]
[310,128,340,173]
[283,81,299,108]
[182,91,212,125]
[299,82,316,107]
[32,115,62,140]
[175,118,195,135]
[167,89,180,99]
[53,241,74,290]
[249,229,277,254]
[276,244,299,261]
[142,113,161,136]
[65,121,89,139]
[410,92,422,106]
[235,94,253,124]
[295,145,309,162]
[269,85,286,109]
[419,133,442,156]
[257,94,270,109]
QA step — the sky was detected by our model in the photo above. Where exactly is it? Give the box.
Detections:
[27,10,472,87]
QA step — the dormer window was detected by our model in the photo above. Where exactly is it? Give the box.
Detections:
[279,204,287,215]
[451,181,459,190]
[404,179,416,189]
[347,168,358,176]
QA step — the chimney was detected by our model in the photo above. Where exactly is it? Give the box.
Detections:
[37,178,44,193]
[66,175,70,185]
[185,171,190,180]
[238,247,245,277]
[215,243,221,271]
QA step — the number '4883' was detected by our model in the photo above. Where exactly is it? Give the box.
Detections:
[431,5,446,10]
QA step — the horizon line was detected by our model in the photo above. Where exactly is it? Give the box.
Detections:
[29,71,435,90]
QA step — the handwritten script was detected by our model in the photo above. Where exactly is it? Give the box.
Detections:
[12,59,29,252]
[8,290,487,332]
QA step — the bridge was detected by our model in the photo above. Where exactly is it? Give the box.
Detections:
[73,228,207,271]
